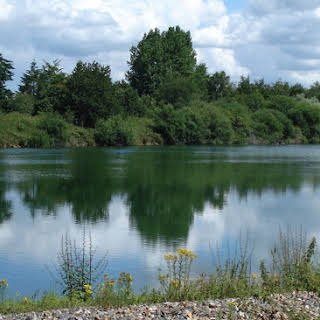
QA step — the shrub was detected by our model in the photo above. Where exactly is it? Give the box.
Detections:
[289,103,320,143]
[266,95,297,114]
[252,109,285,144]
[9,93,35,114]
[204,105,234,145]
[38,113,68,146]
[95,115,135,146]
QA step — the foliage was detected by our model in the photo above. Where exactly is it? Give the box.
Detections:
[66,61,114,127]
[289,103,320,143]
[127,26,196,96]
[0,112,95,148]
[32,60,68,115]
[158,249,196,299]
[2,228,320,314]
[95,115,161,146]
[204,104,234,145]
[266,95,297,115]
[3,26,320,147]
[96,272,134,306]
[38,113,68,146]
[252,109,293,144]
[242,90,265,112]
[221,101,252,144]
[113,81,146,117]
[19,61,40,97]
[95,115,135,146]
[0,53,14,111]
[0,279,8,302]
[208,71,233,101]
[49,230,108,300]
[295,94,320,107]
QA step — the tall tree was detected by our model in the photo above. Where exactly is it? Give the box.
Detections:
[208,71,233,101]
[308,81,320,101]
[126,26,197,96]
[20,60,68,114]
[0,53,14,110]
[19,61,41,96]
[67,61,114,127]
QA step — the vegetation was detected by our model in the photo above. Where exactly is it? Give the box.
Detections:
[1,228,320,314]
[1,26,320,147]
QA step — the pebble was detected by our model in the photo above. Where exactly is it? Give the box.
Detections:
[1,292,320,319]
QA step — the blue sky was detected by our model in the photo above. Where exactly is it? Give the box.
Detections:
[224,0,247,12]
[0,0,320,89]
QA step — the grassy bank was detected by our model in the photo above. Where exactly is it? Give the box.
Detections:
[0,112,96,148]
[1,228,320,315]
[0,112,163,149]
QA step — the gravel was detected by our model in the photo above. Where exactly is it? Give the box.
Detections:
[1,291,320,320]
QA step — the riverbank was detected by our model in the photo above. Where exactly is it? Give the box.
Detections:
[1,292,320,319]
[0,106,312,149]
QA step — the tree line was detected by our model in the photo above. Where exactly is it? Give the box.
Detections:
[1,25,320,147]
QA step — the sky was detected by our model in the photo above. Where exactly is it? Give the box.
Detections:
[1,0,320,89]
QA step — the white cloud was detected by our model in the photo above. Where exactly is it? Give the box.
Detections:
[1,0,320,89]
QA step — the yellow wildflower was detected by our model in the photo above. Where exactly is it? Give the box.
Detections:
[229,301,236,307]
[164,253,177,260]
[84,284,91,289]
[0,279,8,287]
[177,248,196,259]
[170,280,180,288]
[158,274,167,280]
[251,273,258,279]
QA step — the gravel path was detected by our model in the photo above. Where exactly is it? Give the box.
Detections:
[1,291,320,320]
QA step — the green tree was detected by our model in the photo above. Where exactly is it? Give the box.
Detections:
[113,81,145,116]
[252,108,291,144]
[289,83,305,97]
[208,71,233,101]
[237,76,253,96]
[243,90,265,112]
[156,74,197,108]
[271,80,290,96]
[19,61,41,96]
[289,104,320,143]
[127,26,197,96]
[67,61,114,127]
[266,95,296,115]
[0,53,14,111]
[308,81,320,101]
[32,60,68,114]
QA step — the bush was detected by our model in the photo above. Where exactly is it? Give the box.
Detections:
[152,104,186,145]
[266,95,297,115]
[204,104,234,145]
[95,115,135,146]
[38,113,68,146]
[252,109,285,144]
[289,103,320,143]
[8,93,35,114]
[221,102,252,144]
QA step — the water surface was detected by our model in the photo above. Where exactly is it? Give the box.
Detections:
[0,146,320,296]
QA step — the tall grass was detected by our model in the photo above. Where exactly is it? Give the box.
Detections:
[1,227,320,314]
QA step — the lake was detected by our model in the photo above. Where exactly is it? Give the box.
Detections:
[0,145,320,296]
